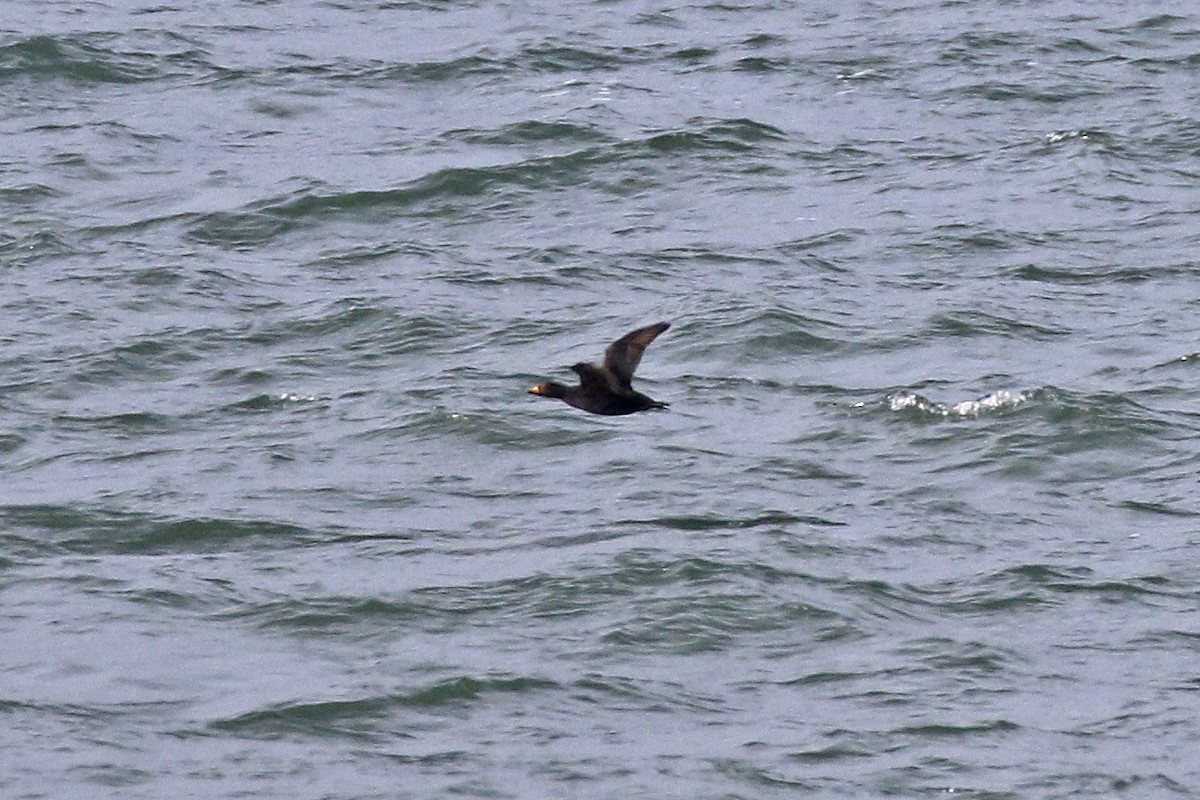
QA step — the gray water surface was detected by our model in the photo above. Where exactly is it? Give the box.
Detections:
[3,1,1200,798]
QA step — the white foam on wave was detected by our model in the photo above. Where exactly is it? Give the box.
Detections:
[885,389,1034,418]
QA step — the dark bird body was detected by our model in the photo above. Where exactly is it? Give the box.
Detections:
[529,322,670,415]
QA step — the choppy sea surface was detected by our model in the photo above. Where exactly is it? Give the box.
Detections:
[3,1,1200,797]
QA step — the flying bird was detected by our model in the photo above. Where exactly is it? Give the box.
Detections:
[529,322,671,415]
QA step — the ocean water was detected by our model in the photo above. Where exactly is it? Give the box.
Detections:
[3,0,1200,797]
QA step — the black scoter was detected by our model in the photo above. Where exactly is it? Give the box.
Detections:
[529,321,671,415]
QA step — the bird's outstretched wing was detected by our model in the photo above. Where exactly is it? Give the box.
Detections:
[570,362,612,392]
[602,322,670,388]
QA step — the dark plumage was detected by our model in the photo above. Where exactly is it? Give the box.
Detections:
[529,322,671,415]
